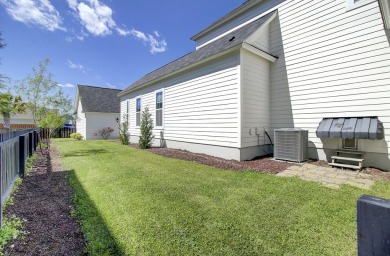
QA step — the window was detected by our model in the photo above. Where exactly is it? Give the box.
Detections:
[136,98,141,126]
[343,139,357,150]
[156,91,163,127]
[126,100,130,126]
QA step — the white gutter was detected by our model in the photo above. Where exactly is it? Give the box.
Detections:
[379,0,390,29]
[242,43,277,62]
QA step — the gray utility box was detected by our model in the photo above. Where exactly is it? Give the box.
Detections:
[274,128,308,162]
[357,195,390,256]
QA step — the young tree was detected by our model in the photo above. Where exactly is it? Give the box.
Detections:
[118,114,130,145]
[0,92,27,129]
[38,112,65,148]
[139,106,154,149]
[17,58,73,151]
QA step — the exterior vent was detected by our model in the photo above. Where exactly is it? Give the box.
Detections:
[274,128,308,162]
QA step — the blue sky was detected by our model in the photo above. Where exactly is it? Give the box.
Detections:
[0,0,244,102]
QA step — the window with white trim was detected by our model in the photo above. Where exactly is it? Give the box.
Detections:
[126,100,130,126]
[136,98,141,126]
[156,91,163,127]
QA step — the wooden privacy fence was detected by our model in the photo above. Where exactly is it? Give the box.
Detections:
[0,129,39,228]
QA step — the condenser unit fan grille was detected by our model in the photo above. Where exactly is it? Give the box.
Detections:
[274,128,308,162]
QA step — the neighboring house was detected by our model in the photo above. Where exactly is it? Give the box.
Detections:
[119,0,390,170]
[0,109,36,129]
[76,85,121,140]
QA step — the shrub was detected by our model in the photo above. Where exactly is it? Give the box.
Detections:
[119,115,130,145]
[139,106,154,149]
[70,133,83,140]
[98,127,114,140]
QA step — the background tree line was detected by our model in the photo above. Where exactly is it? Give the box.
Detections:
[0,32,73,150]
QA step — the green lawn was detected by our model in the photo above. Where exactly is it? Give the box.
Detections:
[54,139,390,255]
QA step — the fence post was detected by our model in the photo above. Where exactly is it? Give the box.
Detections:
[357,194,390,255]
[33,131,37,151]
[28,132,33,157]
[18,135,25,177]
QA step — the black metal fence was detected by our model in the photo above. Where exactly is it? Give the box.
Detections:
[0,129,39,228]
[40,127,76,140]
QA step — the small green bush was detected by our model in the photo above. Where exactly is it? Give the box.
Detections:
[119,115,130,145]
[70,133,83,140]
[139,106,154,149]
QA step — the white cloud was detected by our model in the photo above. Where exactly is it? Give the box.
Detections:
[65,28,88,42]
[67,59,86,73]
[66,0,167,53]
[130,28,148,42]
[58,83,75,88]
[116,27,130,36]
[149,35,167,54]
[0,0,65,31]
[67,0,77,11]
[130,29,167,54]
[67,0,116,36]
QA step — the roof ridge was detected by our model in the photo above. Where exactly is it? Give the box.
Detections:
[77,84,121,91]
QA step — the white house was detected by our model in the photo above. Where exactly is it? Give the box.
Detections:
[76,85,121,140]
[0,109,35,129]
[119,0,390,170]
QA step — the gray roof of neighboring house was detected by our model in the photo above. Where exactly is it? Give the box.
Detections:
[120,10,275,95]
[77,85,121,113]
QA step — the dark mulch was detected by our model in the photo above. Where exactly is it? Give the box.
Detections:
[129,143,297,174]
[362,167,390,182]
[131,143,390,180]
[3,147,85,256]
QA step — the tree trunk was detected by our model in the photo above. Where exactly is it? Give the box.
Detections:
[2,111,11,131]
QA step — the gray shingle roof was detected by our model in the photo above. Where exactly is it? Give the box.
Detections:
[120,10,276,95]
[77,85,121,113]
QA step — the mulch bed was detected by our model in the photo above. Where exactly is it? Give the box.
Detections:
[131,143,390,180]
[3,147,85,255]
[147,147,296,174]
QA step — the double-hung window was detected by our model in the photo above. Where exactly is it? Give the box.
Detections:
[156,91,163,127]
[126,100,130,125]
[136,98,141,126]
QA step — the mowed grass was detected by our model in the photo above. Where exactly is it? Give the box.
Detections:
[53,139,390,255]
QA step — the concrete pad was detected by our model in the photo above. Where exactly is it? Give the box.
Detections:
[277,164,375,190]
[358,173,373,179]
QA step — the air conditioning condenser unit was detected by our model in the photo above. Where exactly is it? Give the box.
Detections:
[274,128,308,162]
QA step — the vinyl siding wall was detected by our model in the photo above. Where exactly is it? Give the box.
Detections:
[240,48,271,149]
[76,100,86,139]
[270,0,390,167]
[120,53,240,151]
[84,112,120,140]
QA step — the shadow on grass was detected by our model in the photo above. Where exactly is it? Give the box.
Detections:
[63,149,109,157]
[67,169,122,255]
